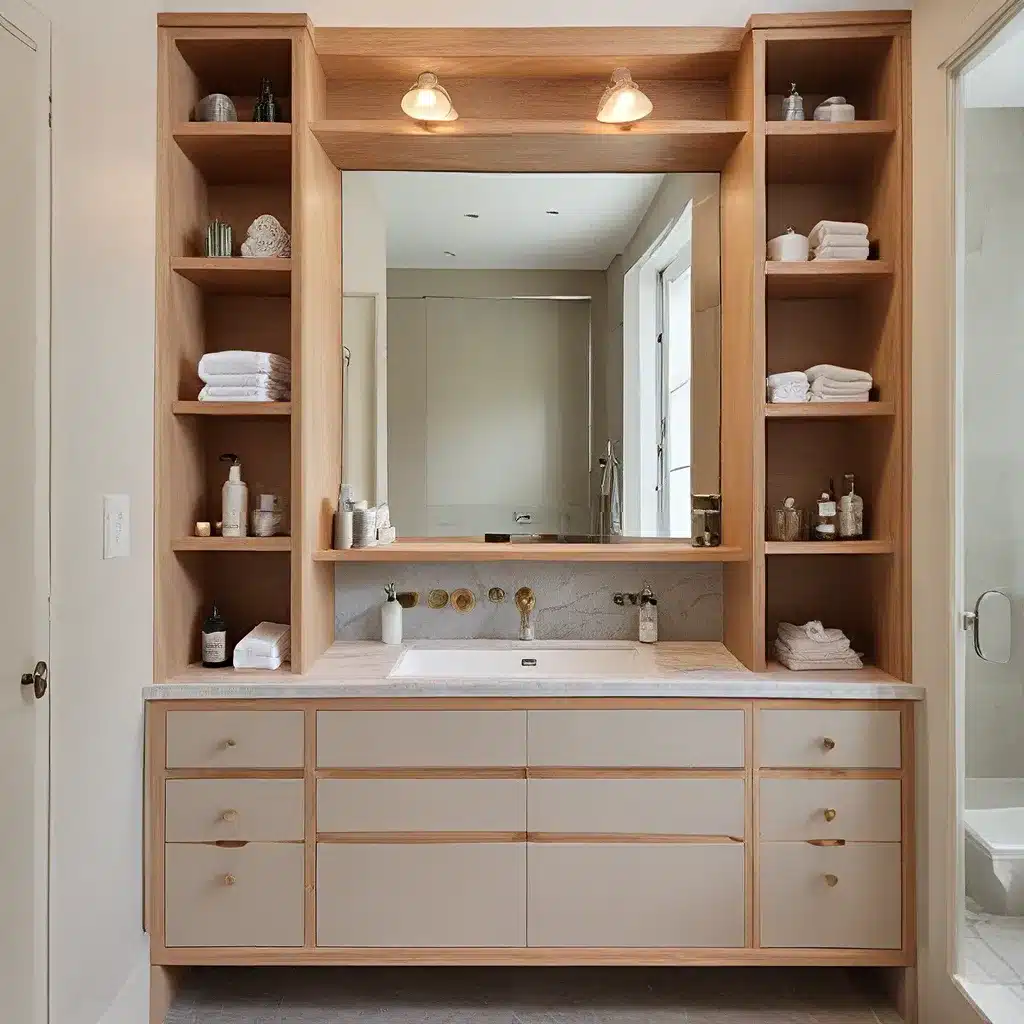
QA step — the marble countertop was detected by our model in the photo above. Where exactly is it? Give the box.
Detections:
[144,640,924,701]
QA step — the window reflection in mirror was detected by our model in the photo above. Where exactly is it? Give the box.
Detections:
[341,172,721,541]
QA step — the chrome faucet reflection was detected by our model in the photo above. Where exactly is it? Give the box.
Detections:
[515,587,536,641]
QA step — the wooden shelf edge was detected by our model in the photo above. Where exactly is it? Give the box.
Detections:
[314,543,748,563]
[763,661,906,686]
[172,537,292,552]
[765,402,895,419]
[173,122,293,138]
[765,260,892,278]
[172,401,292,417]
[312,118,747,138]
[163,663,296,684]
[764,120,895,137]
[171,256,292,273]
[764,541,895,555]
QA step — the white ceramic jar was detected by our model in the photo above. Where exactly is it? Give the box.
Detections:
[767,227,810,262]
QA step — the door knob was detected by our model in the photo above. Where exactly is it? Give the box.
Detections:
[21,661,47,700]
[823,808,837,822]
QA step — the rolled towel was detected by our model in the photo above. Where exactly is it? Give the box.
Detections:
[767,371,808,388]
[806,365,873,385]
[814,231,868,249]
[812,244,870,261]
[198,350,291,378]
[808,220,869,248]
[200,371,291,388]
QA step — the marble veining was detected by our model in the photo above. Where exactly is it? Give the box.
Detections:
[334,563,722,642]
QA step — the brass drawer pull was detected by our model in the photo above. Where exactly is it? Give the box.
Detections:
[822,737,836,751]
[222,738,237,749]
[823,808,837,823]
[824,873,839,888]
[222,873,237,886]
[220,809,239,823]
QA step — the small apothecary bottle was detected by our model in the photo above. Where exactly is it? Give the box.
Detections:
[201,605,229,668]
[838,473,865,539]
[813,481,838,541]
[638,584,658,644]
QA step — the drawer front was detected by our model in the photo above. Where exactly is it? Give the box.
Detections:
[528,842,745,947]
[165,710,304,769]
[759,841,902,949]
[317,778,526,833]
[165,779,304,842]
[757,709,901,769]
[317,711,526,767]
[528,710,745,767]
[759,779,902,842]
[316,842,526,947]
[164,842,304,947]
[529,778,745,837]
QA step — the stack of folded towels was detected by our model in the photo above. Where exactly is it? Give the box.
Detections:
[808,220,870,261]
[233,622,290,671]
[775,620,863,671]
[806,363,872,403]
[766,371,809,404]
[198,350,291,403]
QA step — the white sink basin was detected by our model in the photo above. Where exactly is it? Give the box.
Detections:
[388,645,640,679]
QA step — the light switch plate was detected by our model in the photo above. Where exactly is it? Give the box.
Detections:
[103,494,131,559]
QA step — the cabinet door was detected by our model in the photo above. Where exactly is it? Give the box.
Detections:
[165,779,304,842]
[759,779,901,842]
[317,843,526,947]
[528,842,745,947]
[757,710,901,769]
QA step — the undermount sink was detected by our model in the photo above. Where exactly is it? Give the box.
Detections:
[388,645,640,679]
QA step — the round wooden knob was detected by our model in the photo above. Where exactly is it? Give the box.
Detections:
[822,737,836,751]
[222,738,237,749]
[221,809,239,823]
[222,873,236,886]
[823,808,837,823]
[824,873,839,888]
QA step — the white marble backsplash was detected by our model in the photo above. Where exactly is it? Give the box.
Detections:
[334,563,722,642]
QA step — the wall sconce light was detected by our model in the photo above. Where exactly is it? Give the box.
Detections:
[401,72,459,122]
[596,67,653,125]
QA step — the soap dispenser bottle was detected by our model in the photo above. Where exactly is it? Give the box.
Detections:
[220,453,248,537]
[638,584,658,644]
[382,582,403,645]
[201,605,229,668]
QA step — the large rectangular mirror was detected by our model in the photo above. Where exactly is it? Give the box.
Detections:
[342,172,721,541]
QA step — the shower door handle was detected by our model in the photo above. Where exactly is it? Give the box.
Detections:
[964,590,1012,664]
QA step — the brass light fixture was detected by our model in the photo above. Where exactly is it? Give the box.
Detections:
[401,72,459,122]
[596,67,653,125]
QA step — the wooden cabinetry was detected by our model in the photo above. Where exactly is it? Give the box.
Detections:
[146,697,915,966]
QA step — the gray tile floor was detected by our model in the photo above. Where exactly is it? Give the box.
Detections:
[166,967,904,1023]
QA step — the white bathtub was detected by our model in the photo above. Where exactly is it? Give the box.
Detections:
[965,805,1024,916]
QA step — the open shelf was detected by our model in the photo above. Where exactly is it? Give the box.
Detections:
[765,540,895,556]
[763,661,905,686]
[171,257,292,295]
[172,536,292,552]
[167,662,294,683]
[314,542,748,563]
[173,122,292,185]
[765,260,892,299]
[765,120,895,184]
[765,401,894,419]
[172,400,291,417]
[310,119,747,172]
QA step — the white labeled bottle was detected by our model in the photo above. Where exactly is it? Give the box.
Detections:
[838,473,864,539]
[220,453,248,538]
[382,582,402,645]
[638,584,658,644]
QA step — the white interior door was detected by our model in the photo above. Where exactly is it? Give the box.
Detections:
[0,3,51,1023]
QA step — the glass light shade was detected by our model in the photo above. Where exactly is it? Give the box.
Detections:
[596,68,653,124]
[401,72,459,122]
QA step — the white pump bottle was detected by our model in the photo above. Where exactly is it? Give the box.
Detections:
[220,453,248,537]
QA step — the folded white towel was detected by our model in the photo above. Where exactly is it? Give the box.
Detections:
[778,620,850,649]
[813,245,870,261]
[234,622,291,660]
[768,383,809,404]
[775,646,864,671]
[810,380,872,398]
[199,371,291,388]
[808,220,869,247]
[198,350,291,378]
[814,231,868,249]
[767,371,808,388]
[199,385,290,402]
[232,650,285,671]
[809,392,870,403]
[806,365,873,384]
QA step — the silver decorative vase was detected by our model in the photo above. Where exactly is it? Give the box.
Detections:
[782,83,805,121]
[195,93,237,122]
[204,220,233,258]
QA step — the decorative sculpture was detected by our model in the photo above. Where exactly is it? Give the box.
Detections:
[195,93,237,122]
[204,220,233,258]
[240,214,291,258]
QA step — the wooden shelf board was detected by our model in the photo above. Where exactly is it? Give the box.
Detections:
[311,119,747,173]
[765,260,893,299]
[763,661,906,686]
[172,536,292,552]
[765,120,896,184]
[765,540,895,556]
[171,257,292,296]
[173,122,292,185]
[165,662,295,683]
[314,541,749,563]
[172,400,292,417]
[765,401,894,419]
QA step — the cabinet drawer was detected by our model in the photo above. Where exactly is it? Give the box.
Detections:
[317,711,526,767]
[529,842,745,947]
[316,842,526,946]
[165,779,304,842]
[529,778,744,837]
[317,778,525,833]
[757,709,901,769]
[528,710,745,767]
[165,710,304,769]
[759,841,902,949]
[759,779,901,842]
[164,842,304,947]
